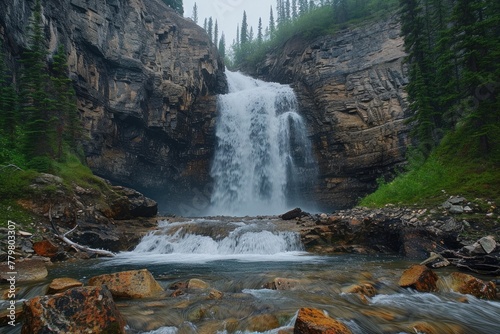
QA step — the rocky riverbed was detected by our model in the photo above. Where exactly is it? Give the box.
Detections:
[1,191,499,333]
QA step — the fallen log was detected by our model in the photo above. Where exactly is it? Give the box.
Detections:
[49,206,115,257]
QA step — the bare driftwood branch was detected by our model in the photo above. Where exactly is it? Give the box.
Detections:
[49,205,115,257]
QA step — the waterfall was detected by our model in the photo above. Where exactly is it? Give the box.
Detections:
[209,71,316,216]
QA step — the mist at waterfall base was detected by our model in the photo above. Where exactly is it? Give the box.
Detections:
[207,71,317,217]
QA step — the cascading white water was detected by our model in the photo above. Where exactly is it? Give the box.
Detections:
[109,219,313,264]
[209,71,316,216]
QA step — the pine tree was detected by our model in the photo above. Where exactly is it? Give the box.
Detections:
[0,48,18,147]
[218,32,226,59]
[208,17,213,42]
[192,2,198,24]
[292,0,298,20]
[214,20,219,45]
[50,44,80,159]
[269,6,276,37]
[236,24,240,47]
[448,0,500,154]
[203,18,207,31]
[399,0,439,154]
[20,0,56,163]
[240,11,248,45]
[257,17,263,44]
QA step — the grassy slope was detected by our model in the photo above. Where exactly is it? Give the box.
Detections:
[359,130,500,208]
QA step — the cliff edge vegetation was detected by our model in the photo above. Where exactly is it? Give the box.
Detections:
[361,0,500,207]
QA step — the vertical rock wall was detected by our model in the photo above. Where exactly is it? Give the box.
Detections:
[244,16,411,210]
[0,0,226,212]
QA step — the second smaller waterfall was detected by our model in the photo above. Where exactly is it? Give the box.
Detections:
[209,71,316,216]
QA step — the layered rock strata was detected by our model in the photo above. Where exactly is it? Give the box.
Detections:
[0,0,226,211]
[245,16,410,209]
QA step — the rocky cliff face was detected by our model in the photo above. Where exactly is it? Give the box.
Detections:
[0,0,226,212]
[245,16,411,210]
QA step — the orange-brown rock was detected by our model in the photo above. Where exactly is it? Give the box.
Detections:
[450,272,497,300]
[294,307,352,334]
[398,265,439,292]
[22,286,126,334]
[33,240,59,257]
[342,283,376,297]
[47,277,83,294]
[88,269,164,298]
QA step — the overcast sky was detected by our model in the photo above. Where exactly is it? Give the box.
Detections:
[183,0,272,46]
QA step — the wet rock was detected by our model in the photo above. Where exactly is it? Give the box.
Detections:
[88,269,164,298]
[241,314,280,332]
[188,278,210,290]
[47,277,84,294]
[264,277,301,290]
[294,307,352,334]
[280,208,305,220]
[450,272,497,300]
[398,265,439,292]
[342,283,376,297]
[22,286,126,334]
[0,258,48,282]
[409,321,466,334]
[208,289,224,300]
[33,239,59,258]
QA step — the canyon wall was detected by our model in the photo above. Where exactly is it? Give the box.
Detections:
[0,0,226,212]
[244,16,411,209]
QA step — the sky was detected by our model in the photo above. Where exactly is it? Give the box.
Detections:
[183,0,272,46]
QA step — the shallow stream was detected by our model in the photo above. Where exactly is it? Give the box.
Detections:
[3,218,500,333]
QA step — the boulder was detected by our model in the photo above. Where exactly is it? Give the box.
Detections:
[33,240,59,258]
[450,272,497,300]
[294,307,352,334]
[88,269,164,298]
[47,277,84,294]
[398,265,439,292]
[281,208,305,220]
[22,286,126,334]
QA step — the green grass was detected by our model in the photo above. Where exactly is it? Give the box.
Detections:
[52,154,111,194]
[0,200,37,230]
[359,132,500,208]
